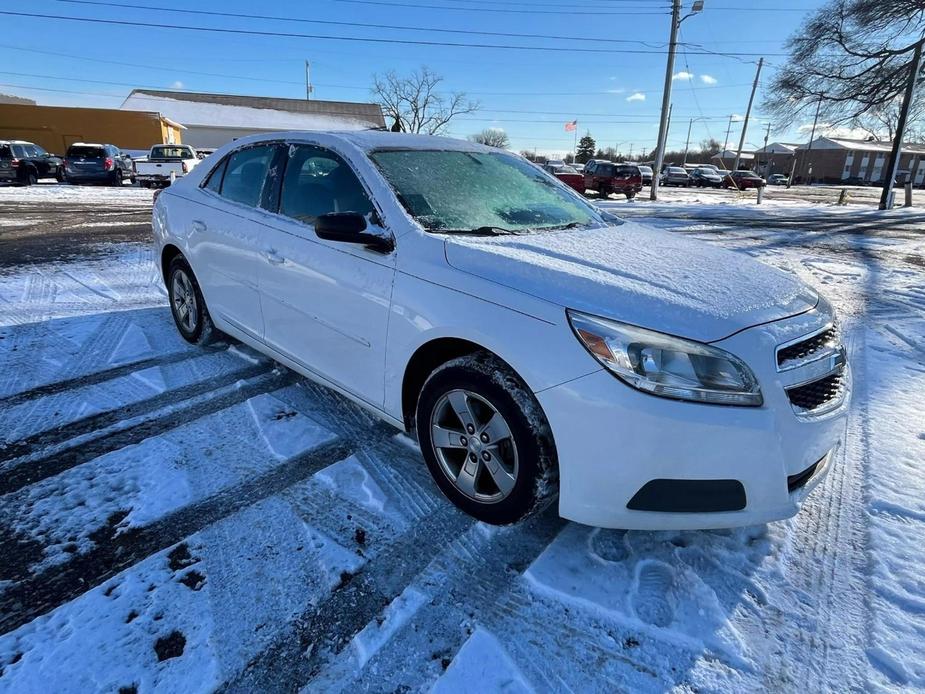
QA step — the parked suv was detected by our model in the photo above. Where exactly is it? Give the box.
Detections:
[64,143,134,186]
[584,162,643,199]
[0,140,64,186]
[660,166,692,187]
[153,132,849,530]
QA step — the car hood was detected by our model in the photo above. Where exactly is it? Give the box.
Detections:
[443,222,818,342]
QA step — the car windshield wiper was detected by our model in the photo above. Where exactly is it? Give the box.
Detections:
[434,226,523,236]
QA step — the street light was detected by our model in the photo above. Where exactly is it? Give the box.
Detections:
[651,0,705,200]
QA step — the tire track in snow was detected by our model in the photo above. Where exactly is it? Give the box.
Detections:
[304,508,566,693]
[220,504,476,694]
[0,348,200,409]
[0,438,354,635]
[0,361,270,464]
[0,368,295,496]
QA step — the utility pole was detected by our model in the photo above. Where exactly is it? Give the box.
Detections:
[799,99,822,184]
[763,121,772,176]
[629,143,634,159]
[651,0,682,200]
[305,60,314,100]
[723,114,734,153]
[683,118,694,165]
[881,38,924,210]
[733,57,763,172]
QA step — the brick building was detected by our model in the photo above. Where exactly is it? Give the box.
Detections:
[792,137,925,185]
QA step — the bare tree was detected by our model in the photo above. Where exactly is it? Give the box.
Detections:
[371,67,480,135]
[469,128,510,148]
[764,0,925,131]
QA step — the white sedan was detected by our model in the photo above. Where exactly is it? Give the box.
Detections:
[153,131,850,529]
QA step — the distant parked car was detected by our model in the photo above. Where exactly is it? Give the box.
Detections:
[637,165,653,185]
[64,143,134,186]
[690,167,724,188]
[842,176,867,186]
[660,166,691,187]
[135,144,201,188]
[724,170,766,190]
[584,162,643,199]
[0,140,65,186]
[543,163,585,194]
[768,173,789,186]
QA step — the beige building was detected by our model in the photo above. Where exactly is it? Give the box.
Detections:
[120,90,386,149]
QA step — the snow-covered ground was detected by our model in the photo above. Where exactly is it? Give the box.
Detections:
[0,188,924,692]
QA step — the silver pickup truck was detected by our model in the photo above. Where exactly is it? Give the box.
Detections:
[134,144,200,188]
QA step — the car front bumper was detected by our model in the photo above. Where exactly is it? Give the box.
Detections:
[536,311,850,530]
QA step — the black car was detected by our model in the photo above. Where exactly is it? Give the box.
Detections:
[0,140,65,186]
[690,167,724,187]
[64,143,134,186]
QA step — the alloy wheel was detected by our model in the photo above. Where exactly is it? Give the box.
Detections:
[171,269,199,333]
[429,389,518,503]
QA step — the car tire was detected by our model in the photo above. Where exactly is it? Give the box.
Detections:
[625,191,635,200]
[110,170,122,187]
[416,352,558,525]
[55,168,65,183]
[166,255,220,346]
[20,170,37,187]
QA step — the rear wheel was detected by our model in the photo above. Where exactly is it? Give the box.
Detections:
[416,352,558,525]
[110,170,122,187]
[166,256,220,346]
[55,167,65,183]
[20,170,37,186]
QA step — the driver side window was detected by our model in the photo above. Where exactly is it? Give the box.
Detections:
[279,145,374,225]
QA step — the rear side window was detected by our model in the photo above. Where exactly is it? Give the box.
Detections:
[219,145,276,208]
[67,146,105,158]
[203,157,228,194]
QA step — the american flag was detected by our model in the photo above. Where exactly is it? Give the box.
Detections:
[564,120,577,132]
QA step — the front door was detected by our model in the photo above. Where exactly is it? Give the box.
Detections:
[258,143,395,408]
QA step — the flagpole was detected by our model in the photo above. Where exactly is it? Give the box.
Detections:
[574,122,578,161]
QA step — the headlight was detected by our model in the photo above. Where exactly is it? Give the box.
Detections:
[568,310,762,406]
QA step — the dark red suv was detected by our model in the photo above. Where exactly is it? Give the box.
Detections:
[583,162,643,199]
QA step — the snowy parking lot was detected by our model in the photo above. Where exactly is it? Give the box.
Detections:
[1,185,924,692]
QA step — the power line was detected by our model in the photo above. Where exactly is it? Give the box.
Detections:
[50,0,675,46]
[0,11,784,57]
[328,0,670,16]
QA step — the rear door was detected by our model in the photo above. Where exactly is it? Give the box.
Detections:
[187,143,284,340]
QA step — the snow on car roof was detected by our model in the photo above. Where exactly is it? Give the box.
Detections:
[208,130,495,154]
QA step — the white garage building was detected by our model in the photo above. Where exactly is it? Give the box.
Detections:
[119,90,386,149]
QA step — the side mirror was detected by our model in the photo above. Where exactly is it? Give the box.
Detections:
[315,212,393,253]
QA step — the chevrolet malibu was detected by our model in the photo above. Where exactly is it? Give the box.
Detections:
[153,132,850,529]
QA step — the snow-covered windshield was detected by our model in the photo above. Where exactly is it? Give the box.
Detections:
[369,149,600,233]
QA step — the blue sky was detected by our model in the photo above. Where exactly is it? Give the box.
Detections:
[1,0,828,156]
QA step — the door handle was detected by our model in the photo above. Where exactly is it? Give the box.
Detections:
[264,249,285,265]
[190,220,206,234]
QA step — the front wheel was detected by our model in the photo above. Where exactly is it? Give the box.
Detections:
[166,256,220,345]
[416,353,558,525]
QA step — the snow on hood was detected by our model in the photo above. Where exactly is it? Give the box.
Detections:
[444,222,818,342]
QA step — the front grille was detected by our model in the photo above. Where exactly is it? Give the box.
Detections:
[777,326,838,368]
[786,371,845,412]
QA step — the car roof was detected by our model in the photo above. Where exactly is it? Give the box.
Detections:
[69,142,107,148]
[211,130,497,155]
